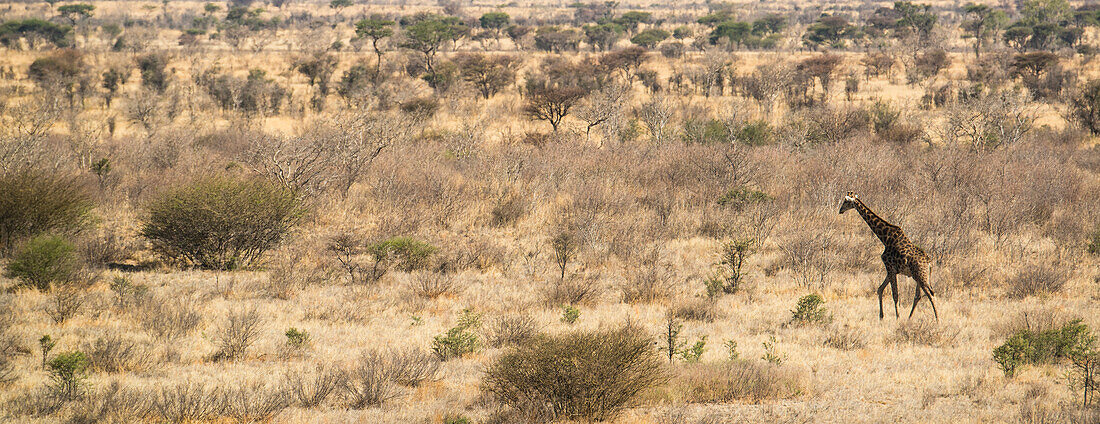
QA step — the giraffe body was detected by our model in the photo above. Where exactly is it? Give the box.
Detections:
[840,192,938,320]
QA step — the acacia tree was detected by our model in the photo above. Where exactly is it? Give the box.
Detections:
[354,16,394,74]
[962,3,1007,58]
[294,53,339,111]
[56,4,95,26]
[479,11,509,44]
[523,79,587,132]
[454,53,519,99]
[401,15,467,74]
[574,82,629,142]
[1072,79,1100,135]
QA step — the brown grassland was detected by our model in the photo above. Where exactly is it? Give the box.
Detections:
[1,0,1100,422]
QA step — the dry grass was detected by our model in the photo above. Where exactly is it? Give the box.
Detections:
[0,0,1099,422]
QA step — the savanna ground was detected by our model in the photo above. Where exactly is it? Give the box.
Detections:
[1,0,1100,422]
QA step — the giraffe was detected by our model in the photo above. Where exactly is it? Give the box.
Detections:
[839,192,938,320]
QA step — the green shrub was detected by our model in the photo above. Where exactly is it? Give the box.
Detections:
[681,118,728,144]
[731,119,775,145]
[141,177,304,270]
[4,235,80,291]
[993,319,1093,378]
[367,237,436,272]
[432,308,481,360]
[762,335,785,365]
[680,336,706,363]
[724,339,739,360]
[790,294,829,325]
[482,326,666,421]
[716,187,770,209]
[47,351,89,401]
[0,171,93,254]
[560,305,580,324]
[285,327,310,349]
[705,238,755,297]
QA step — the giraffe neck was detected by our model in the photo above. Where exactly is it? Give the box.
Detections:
[853,199,895,245]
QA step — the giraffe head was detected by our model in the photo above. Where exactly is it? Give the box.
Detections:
[839,191,859,214]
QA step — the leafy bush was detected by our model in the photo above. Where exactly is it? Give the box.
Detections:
[704,238,755,297]
[730,119,775,145]
[141,177,304,270]
[679,336,706,362]
[285,328,310,349]
[790,294,829,325]
[369,237,436,272]
[0,171,93,254]
[47,351,89,401]
[4,235,80,291]
[560,305,580,324]
[431,308,481,360]
[482,326,666,422]
[993,320,1093,378]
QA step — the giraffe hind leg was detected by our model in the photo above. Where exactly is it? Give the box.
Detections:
[910,264,939,320]
[890,274,899,319]
[920,284,939,321]
[877,277,889,320]
[908,283,922,319]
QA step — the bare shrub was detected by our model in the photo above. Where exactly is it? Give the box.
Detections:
[779,232,837,291]
[264,247,331,299]
[672,298,718,322]
[940,90,1036,150]
[1008,258,1068,298]
[209,307,265,361]
[81,332,151,373]
[543,274,601,306]
[668,361,807,403]
[43,286,87,324]
[218,381,290,423]
[823,323,867,351]
[622,247,673,304]
[62,381,149,424]
[893,319,960,347]
[386,348,441,387]
[139,298,202,342]
[341,349,424,409]
[149,381,222,423]
[483,326,666,422]
[284,363,345,408]
[487,315,538,348]
[410,270,457,299]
